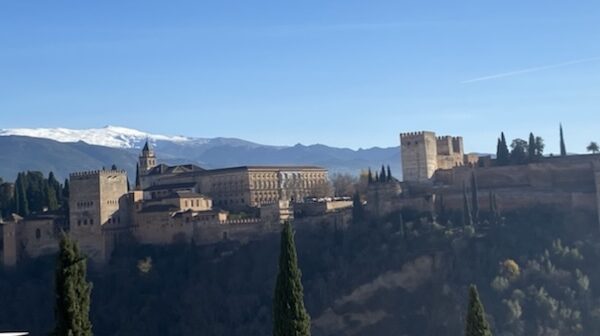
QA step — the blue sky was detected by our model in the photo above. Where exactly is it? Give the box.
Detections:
[1,1,600,153]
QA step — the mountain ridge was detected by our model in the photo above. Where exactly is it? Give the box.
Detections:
[0,127,401,182]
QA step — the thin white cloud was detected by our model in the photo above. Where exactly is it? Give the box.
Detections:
[462,56,600,84]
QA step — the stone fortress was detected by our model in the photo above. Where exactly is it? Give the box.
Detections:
[1,142,351,266]
[373,130,600,228]
[3,129,600,266]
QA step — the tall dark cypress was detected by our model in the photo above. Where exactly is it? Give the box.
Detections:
[53,235,93,336]
[465,285,493,336]
[560,124,567,156]
[15,173,29,217]
[386,165,392,181]
[470,172,479,223]
[497,132,510,165]
[135,164,141,190]
[380,165,386,183]
[273,222,311,336]
[352,192,364,222]
[63,179,70,200]
[367,168,373,185]
[495,138,502,163]
[462,182,473,227]
[528,133,536,161]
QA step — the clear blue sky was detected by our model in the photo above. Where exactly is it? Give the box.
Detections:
[1,1,600,154]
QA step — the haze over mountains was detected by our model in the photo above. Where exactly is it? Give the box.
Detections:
[0,126,400,181]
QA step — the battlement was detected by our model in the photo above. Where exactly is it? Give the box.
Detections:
[400,131,435,139]
[69,169,127,179]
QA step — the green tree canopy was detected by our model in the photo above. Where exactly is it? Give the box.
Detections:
[587,141,599,154]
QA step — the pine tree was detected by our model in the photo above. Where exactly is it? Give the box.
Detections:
[462,182,473,227]
[470,172,479,223]
[528,133,536,161]
[560,124,567,156]
[273,222,311,336]
[53,235,93,336]
[386,165,392,181]
[465,285,493,336]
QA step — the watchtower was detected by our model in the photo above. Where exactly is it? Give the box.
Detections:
[400,131,438,181]
[69,169,128,262]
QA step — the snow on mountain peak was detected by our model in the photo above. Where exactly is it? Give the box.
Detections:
[0,126,192,149]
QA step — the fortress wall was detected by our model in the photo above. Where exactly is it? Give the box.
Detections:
[1,221,17,267]
[19,218,60,258]
[193,220,276,245]
[433,189,586,214]
[433,160,596,192]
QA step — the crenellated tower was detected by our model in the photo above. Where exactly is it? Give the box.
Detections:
[400,131,439,181]
[69,169,129,263]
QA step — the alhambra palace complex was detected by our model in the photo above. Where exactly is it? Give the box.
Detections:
[2,131,600,266]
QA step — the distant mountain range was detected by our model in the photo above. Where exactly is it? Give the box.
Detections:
[0,126,401,181]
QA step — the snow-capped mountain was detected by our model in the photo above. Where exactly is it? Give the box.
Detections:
[0,125,402,181]
[0,125,195,149]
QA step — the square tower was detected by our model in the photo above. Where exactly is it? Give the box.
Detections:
[400,131,438,181]
[69,169,128,262]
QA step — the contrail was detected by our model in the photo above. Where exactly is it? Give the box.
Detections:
[461,56,600,84]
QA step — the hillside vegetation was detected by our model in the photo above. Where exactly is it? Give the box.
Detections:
[0,205,599,335]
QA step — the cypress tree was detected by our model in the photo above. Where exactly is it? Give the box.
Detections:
[560,124,567,156]
[15,173,30,217]
[352,192,364,222]
[528,133,536,161]
[465,285,493,336]
[495,138,502,164]
[367,168,373,185]
[63,179,70,200]
[496,133,510,165]
[375,172,380,183]
[399,212,406,240]
[462,182,473,227]
[500,133,507,164]
[135,164,141,190]
[387,165,392,181]
[273,222,311,336]
[470,172,479,223]
[53,235,93,336]
[380,165,386,183]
